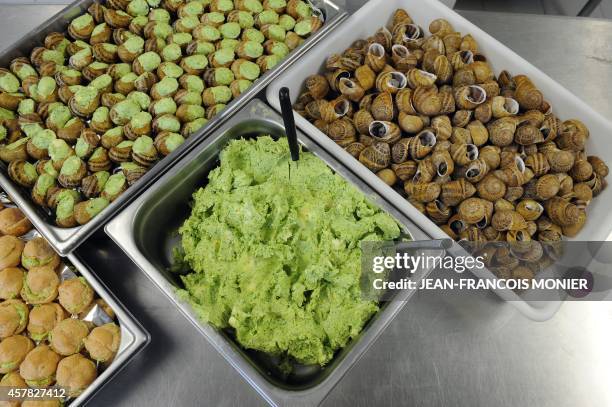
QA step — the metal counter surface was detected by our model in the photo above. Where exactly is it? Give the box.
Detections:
[1,4,612,407]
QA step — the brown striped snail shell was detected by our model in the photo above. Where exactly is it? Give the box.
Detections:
[494,162,532,188]
[397,112,424,134]
[442,32,461,56]
[545,149,575,173]
[562,208,587,238]
[514,74,544,111]
[337,77,365,102]
[561,119,589,140]
[422,34,445,55]
[404,181,441,203]
[463,157,489,183]
[544,197,580,226]
[371,91,395,121]
[325,69,351,93]
[327,118,356,147]
[452,110,473,128]
[538,140,557,154]
[459,226,487,243]
[466,120,488,146]
[432,55,452,85]
[438,87,456,114]
[365,43,387,73]
[514,124,544,146]
[409,129,437,159]
[395,88,416,115]
[453,67,476,88]
[422,49,440,73]
[588,155,608,178]
[431,115,452,140]
[460,34,478,53]
[371,26,393,51]
[492,210,527,231]
[520,110,546,128]
[494,199,515,213]
[440,178,476,206]
[345,142,366,158]
[305,74,329,100]
[391,45,418,72]
[376,168,397,186]
[454,85,486,110]
[491,96,519,119]
[392,161,417,181]
[412,86,442,116]
[353,109,374,135]
[369,120,401,144]
[524,174,561,201]
[375,71,407,95]
[426,199,452,224]
[474,100,493,124]
[392,9,414,27]
[391,138,410,164]
[572,182,593,208]
[359,134,374,146]
[569,157,593,182]
[586,173,605,196]
[326,54,361,72]
[406,69,437,89]
[487,117,518,147]
[450,142,478,166]
[458,197,489,225]
[359,141,391,172]
[557,173,574,196]
[516,199,544,221]
[305,99,336,123]
[477,174,506,201]
[354,64,376,91]
[450,50,474,71]
[556,130,586,152]
[447,214,468,236]
[431,150,454,178]
[413,157,436,183]
[524,153,550,177]
[479,80,500,99]
[450,127,472,144]
[479,145,501,170]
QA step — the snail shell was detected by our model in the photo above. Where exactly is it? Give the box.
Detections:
[479,145,501,170]
[454,85,486,110]
[305,75,329,100]
[514,124,544,146]
[376,71,407,94]
[504,186,525,202]
[561,208,587,237]
[372,26,393,51]
[422,34,445,55]
[392,9,414,27]
[524,153,550,177]
[426,199,452,224]
[412,86,442,116]
[544,197,580,226]
[556,130,586,152]
[488,117,518,147]
[305,99,336,123]
[479,80,500,99]
[588,155,608,178]
[546,149,575,173]
[495,159,532,187]
[326,54,361,72]
[516,199,544,221]
[392,161,417,181]
[353,109,374,135]
[495,199,515,212]
[406,69,437,89]
[354,64,376,91]
[392,138,410,164]
[377,168,397,186]
[371,91,395,121]
[483,226,504,241]
[474,100,493,124]
[440,178,476,206]
[520,110,545,128]
[458,197,490,225]
[452,110,473,128]
[337,77,365,103]
[404,181,441,203]
[561,119,589,141]
[586,173,605,196]
[325,69,351,93]
[431,150,454,177]
[409,129,437,159]
[492,210,527,231]
[369,120,401,144]
[450,50,474,71]
[558,173,575,196]
[447,214,468,236]
[453,67,475,87]
[365,43,387,73]
[432,55,452,85]
[345,142,366,158]
[327,118,356,147]
[451,127,472,144]
[395,88,416,115]
[438,87,456,114]
[398,112,424,134]
[573,182,593,207]
[413,157,436,183]
[431,115,452,140]
[359,141,390,171]
[391,45,418,72]
[460,34,478,53]
[569,157,593,182]
[514,74,543,111]
[469,61,493,83]
[477,174,506,201]
[466,120,488,146]
[524,174,561,201]
[491,96,519,118]
[463,157,489,183]
[450,142,478,166]
[443,32,461,55]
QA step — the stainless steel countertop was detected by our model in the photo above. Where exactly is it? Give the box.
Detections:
[2,4,612,407]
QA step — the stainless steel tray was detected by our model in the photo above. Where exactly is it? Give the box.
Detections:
[105,99,434,406]
[0,0,347,256]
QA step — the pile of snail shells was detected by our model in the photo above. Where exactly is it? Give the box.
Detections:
[294,8,609,243]
[0,0,321,227]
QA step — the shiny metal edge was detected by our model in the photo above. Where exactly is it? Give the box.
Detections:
[0,0,348,256]
[105,99,433,407]
[66,253,150,407]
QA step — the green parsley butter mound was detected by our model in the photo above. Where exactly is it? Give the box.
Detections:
[178,136,401,366]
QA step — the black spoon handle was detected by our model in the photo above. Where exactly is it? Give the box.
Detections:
[279,87,300,162]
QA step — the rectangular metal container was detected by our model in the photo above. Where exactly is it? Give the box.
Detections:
[65,252,150,406]
[105,99,434,406]
[0,0,347,256]
[266,0,612,320]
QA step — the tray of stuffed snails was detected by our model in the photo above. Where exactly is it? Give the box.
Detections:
[0,0,347,255]
[266,0,612,319]
[0,193,149,406]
